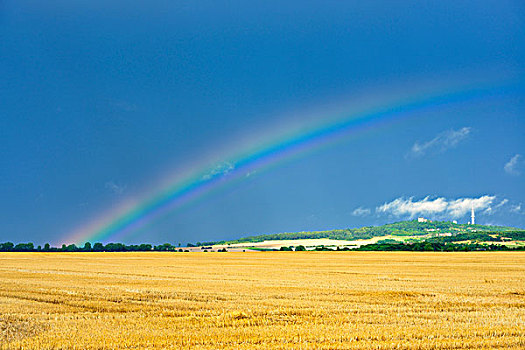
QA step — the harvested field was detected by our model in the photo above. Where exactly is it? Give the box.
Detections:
[0,252,524,349]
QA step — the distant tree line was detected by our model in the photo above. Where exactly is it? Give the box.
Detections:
[274,242,525,252]
[0,240,523,252]
[208,221,523,245]
[354,242,525,252]
[0,242,191,252]
[1,226,523,253]
[425,230,525,244]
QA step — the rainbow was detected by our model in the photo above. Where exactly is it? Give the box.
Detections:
[65,80,516,245]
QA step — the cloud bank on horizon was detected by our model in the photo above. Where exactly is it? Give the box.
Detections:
[353,195,521,223]
[377,195,495,219]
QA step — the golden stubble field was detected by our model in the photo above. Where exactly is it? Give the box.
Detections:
[0,252,524,349]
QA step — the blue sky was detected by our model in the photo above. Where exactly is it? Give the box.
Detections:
[1,1,524,244]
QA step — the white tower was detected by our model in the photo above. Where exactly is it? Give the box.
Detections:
[471,207,475,225]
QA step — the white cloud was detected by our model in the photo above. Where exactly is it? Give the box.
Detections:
[407,127,471,158]
[495,199,508,209]
[202,162,235,180]
[105,181,126,195]
[504,154,522,175]
[447,196,495,218]
[510,203,522,213]
[377,195,497,219]
[352,207,371,216]
[377,196,448,217]
[484,199,510,215]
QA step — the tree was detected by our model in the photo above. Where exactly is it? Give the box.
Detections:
[423,243,434,251]
[65,244,78,252]
[139,244,152,251]
[83,242,92,251]
[14,243,34,252]
[0,242,14,251]
[43,243,51,251]
[105,243,126,252]
[93,243,104,252]
[295,245,306,251]
[154,243,173,251]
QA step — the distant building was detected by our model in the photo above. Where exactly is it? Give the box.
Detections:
[418,217,430,223]
[452,220,457,224]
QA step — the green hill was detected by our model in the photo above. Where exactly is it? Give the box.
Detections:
[210,220,521,245]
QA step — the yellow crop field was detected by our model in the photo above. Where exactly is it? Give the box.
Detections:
[0,252,524,349]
